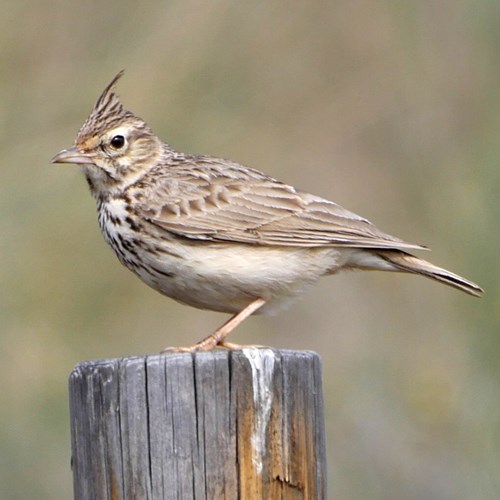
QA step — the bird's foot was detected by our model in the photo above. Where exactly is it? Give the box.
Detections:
[219,341,268,350]
[161,340,267,354]
[162,337,218,353]
[162,298,267,354]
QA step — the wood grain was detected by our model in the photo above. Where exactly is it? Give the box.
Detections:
[69,350,326,499]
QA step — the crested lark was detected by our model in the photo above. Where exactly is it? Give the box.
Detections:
[52,72,483,352]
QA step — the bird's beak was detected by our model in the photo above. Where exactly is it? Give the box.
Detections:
[51,146,95,165]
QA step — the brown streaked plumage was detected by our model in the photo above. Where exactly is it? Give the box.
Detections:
[52,72,483,352]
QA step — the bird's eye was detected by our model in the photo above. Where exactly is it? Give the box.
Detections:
[110,135,125,149]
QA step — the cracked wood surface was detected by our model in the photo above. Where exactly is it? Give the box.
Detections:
[69,350,326,499]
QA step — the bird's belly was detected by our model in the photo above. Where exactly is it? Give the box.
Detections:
[98,201,346,314]
[133,240,342,314]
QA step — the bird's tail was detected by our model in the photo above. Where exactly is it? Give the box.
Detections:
[376,250,484,297]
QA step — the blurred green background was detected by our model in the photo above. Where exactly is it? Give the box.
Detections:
[1,0,498,498]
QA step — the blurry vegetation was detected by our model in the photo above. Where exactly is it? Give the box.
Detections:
[0,0,498,498]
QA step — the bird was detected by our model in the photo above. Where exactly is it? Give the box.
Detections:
[51,71,483,352]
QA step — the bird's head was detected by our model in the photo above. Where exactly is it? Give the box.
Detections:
[52,71,163,197]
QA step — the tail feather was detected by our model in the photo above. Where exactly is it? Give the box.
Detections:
[377,250,484,297]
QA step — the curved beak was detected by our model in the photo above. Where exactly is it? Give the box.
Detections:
[51,146,95,165]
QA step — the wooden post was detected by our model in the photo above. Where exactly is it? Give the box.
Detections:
[69,349,327,499]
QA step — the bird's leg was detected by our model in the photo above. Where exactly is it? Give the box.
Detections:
[163,297,266,353]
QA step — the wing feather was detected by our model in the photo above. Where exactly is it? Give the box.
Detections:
[134,157,426,251]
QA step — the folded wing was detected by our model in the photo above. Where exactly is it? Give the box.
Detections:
[137,158,426,251]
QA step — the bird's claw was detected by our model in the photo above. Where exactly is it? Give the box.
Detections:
[161,340,268,353]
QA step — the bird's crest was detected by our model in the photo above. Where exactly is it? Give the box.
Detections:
[76,70,132,144]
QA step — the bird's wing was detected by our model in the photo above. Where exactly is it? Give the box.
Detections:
[136,158,426,251]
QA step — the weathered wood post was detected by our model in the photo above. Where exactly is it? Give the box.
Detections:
[69,349,327,499]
